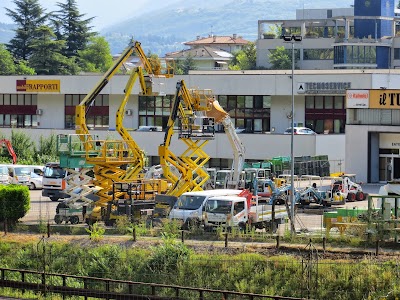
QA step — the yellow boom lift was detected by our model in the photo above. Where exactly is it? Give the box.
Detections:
[56,40,173,225]
[158,80,215,199]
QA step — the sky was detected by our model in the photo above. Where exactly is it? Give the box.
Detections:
[0,0,174,30]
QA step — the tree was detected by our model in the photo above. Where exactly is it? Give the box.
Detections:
[268,46,291,70]
[174,54,197,75]
[0,44,16,75]
[78,36,113,72]
[0,44,35,75]
[229,42,257,70]
[6,0,48,60]
[398,0,400,9]
[28,25,80,75]
[52,0,96,58]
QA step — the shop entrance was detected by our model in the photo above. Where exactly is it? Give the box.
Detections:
[379,156,400,182]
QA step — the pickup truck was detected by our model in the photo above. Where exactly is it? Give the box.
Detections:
[203,192,287,232]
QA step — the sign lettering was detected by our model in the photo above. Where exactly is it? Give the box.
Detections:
[16,79,60,92]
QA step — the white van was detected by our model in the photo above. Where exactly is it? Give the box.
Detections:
[6,165,32,186]
[0,165,10,185]
[169,189,243,228]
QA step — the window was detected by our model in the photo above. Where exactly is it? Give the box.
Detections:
[0,94,38,128]
[218,95,271,133]
[395,48,400,60]
[303,49,334,60]
[64,94,109,129]
[138,95,174,129]
[305,96,346,134]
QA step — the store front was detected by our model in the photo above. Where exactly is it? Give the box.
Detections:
[379,133,400,182]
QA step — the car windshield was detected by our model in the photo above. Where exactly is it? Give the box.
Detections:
[174,195,206,210]
[43,166,66,178]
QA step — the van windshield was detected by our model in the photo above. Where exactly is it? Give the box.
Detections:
[0,166,8,175]
[43,166,65,178]
[174,195,206,210]
[14,167,31,176]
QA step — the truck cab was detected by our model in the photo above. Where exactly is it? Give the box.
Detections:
[42,162,69,201]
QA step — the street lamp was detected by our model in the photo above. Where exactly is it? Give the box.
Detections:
[281,34,302,235]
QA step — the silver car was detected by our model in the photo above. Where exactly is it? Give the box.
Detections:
[284,127,317,135]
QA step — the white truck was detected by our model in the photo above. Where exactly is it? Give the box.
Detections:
[203,191,287,232]
[168,189,243,229]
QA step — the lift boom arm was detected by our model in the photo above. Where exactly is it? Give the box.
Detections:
[0,139,17,164]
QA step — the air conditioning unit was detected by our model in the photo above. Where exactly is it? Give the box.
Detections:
[36,109,43,115]
[125,109,132,116]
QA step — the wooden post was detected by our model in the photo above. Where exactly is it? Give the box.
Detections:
[132,226,136,242]
[47,222,50,238]
[276,235,280,248]
[181,230,184,243]
[323,236,326,253]
[224,232,228,248]
[375,240,379,256]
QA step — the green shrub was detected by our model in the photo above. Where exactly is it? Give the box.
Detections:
[0,185,30,226]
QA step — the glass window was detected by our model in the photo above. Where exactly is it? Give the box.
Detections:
[263,96,271,108]
[325,96,333,109]
[334,96,344,109]
[315,96,324,109]
[24,115,32,127]
[10,115,17,127]
[4,95,10,105]
[227,96,236,111]
[305,96,314,109]
[25,94,32,105]
[218,95,227,108]
[0,115,3,126]
[103,95,109,106]
[17,94,24,105]
[66,94,73,106]
[4,115,10,126]
[245,96,253,108]
[72,95,80,106]
[31,94,37,105]
[10,95,17,105]
[254,96,263,109]
[32,115,37,127]
[237,96,245,108]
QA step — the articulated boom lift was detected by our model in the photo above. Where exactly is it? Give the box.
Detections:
[159,80,215,197]
[57,40,175,224]
[206,99,246,189]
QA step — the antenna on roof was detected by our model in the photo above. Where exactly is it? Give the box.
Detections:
[210,25,213,37]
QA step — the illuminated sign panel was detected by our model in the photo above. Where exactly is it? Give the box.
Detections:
[369,90,400,109]
[346,90,369,108]
[16,80,60,92]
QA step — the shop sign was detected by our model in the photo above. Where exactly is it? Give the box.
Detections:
[369,90,400,109]
[346,90,369,108]
[380,133,400,148]
[16,79,60,92]
[297,82,351,94]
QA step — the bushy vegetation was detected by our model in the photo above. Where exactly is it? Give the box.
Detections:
[0,237,399,299]
[0,185,30,226]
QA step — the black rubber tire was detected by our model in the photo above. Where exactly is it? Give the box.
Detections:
[29,182,36,190]
[356,191,365,201]
[70,216,79,224]
[54,215,62,224]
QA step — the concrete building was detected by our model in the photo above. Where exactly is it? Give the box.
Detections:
[2,0,400,184]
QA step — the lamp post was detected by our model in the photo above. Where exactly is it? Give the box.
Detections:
[282,34,302,235]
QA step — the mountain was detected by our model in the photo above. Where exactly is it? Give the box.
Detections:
[0,0,354,55]
[100,0,354,55]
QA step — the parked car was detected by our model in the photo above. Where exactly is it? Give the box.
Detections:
[284,127,317,135]
[29,172,43,190]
